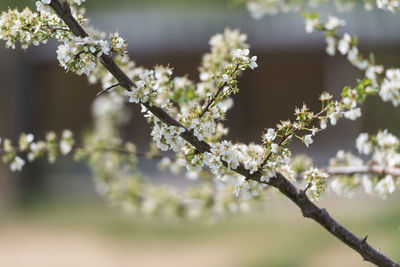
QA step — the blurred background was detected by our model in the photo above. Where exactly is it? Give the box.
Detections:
[0,0,399,266]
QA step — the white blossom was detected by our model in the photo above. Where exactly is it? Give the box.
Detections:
[249,56,258,69]
[232,49,258,70]
[271,143,278,153]
[366,65,384,85]
[304,134,313,147]
[338,33,351,55]
[60,140,72,155]
[263,128,276,142]
[10,156,25,172]
[325,16,345,30]
[233,48,249,60]
[377,0,399,12]
[320,119,327,129]
[36,1,51,13]
[379,68,400,106]
[305,18,320,33]
[375,175,396,199]
[325,36,336,56]
[355,133,371,155]
[343,107,361,120]
[303,167,329,201]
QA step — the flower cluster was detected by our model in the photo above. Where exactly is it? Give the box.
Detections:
[302,13,400,110]
[36,0,86,12]
[150,121,186,152]
[180,44,257,145]
[357,130,400,168]
[232,49,258,70]
[303,167,329,201]
[380,69,400,106]
[72,0,86,5]
[57,36,110,76]
[377,0,399,12]
[328,131,400,199]
[206,141,240,172]
[126,66,174,107]
[187,104,226,141]
[110,32,128,56]
[0,130,75,172]
[329,150,365,198]
[0,7,61,49]
[303,13,368,68]
[302,12,400,111]
[198,28,249,101]
[243,0,393,19]
[60,130,75,155]
[0,5,127,78]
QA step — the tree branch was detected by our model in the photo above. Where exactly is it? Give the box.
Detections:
[268,173,398,266]
[295,163,400,182]
[47,1,399,266]
[328,163,400,178]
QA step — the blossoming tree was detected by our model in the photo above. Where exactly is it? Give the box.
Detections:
[0,0,399,265]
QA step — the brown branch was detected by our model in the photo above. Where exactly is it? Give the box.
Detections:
[47,1,399,266]
[267,173,398,266]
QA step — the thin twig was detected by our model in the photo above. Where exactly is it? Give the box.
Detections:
[261,107,328,168]
[46,2,400,266]
[328,163,400,178]
[96,83,120,96]
[301,182,312,195]
[199,64,239,118]
[294,163,400,182]
[42,26,70,32]
[199,81,227,118]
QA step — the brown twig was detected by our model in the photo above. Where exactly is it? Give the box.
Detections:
[199,81,227,118]
[199,64,239,118]
[260,107,328,168]
[96,83,120,96]
[46,1,399,266]
[42,26,70,32]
